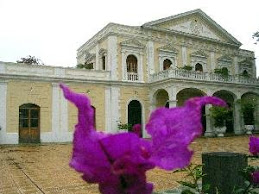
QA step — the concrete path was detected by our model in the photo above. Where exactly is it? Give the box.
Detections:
[0,135,258,194]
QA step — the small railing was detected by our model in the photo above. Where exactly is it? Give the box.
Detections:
[150,69,259,85]
[127,72,138,81]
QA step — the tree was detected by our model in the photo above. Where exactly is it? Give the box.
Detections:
[252,31,259,43]
[17,55,44,65]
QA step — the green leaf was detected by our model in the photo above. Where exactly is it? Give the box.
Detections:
[177,181,196,189]
[181,189,196,194]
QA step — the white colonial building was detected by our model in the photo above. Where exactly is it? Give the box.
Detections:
[0,9,258,144]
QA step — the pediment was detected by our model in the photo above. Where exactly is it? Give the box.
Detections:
[120,39,145,49]
[85,52,95,62]
[217,55,233,63]
[238,58,253,66]
[191,50,208,58]
[158,44,178,53]
[142,9,241,46]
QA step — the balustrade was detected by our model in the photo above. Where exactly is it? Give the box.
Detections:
[150,68,259,85]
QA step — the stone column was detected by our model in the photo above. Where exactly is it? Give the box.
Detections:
[121,51,127,80]
[107,36,118,80]
[204,104,214,137]
[167,86,177,108]
[0,81,7,144]
[233,98,243,135]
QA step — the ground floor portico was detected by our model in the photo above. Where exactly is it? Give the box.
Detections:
[0,78,258,145]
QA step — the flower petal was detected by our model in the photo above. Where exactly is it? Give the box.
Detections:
[146,96,226,170]
[249,136,259,155]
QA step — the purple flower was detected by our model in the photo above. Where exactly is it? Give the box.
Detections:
[249,136,259,155]
[252,171,259,184]
[132,124,142,137]
[60,84,226,194]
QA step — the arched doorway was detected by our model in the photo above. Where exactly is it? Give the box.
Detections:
[155,89,169,108]
[128,100,142,133]
[177,88,206,133]
[213,90,235,133]
[241,92,258,126]
[19,103,40,143]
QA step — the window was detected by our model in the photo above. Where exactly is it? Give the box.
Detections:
[102,56,106,70]
[163,59,172,70]
[126,55,138,73]
[195,63,203,72]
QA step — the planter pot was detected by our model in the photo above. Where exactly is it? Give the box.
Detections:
[245,125,254,135]
[215,126,227,137]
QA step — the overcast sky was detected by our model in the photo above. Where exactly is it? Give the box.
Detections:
[0,0,258,76]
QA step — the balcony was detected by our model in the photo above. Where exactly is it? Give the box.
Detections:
[150,69,259,85]
[127,72,139,81]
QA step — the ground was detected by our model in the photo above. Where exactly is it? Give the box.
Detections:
[0,135,259,194]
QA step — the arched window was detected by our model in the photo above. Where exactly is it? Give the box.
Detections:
[163,59,172,70]
[102,56,106,70]
[195,63,203,72]
[242,70,248,76]
[126,55,138,73]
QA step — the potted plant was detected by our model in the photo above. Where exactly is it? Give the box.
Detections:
[210,106,229,137]
[241,101,256,134]
[214,68,229,80]
[117,122,132,133]
[181,65,193,71]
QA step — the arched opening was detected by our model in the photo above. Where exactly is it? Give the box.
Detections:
[128,100,142,135]
[243,70,248,76]
[126,55,138,73]
[155,89,169,108]
[102,56,106,70]
[195,63,203,72]
[19,103,40,143]
[213,90,235,133]
[176,88,206,134]
[163,59,172,70]
[241,92,258,126]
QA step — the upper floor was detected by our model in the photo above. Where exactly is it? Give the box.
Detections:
[76,9,257,84]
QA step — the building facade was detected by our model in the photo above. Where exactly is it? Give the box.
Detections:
[0,9,258,144]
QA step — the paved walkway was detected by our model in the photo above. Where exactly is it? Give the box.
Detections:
[0,135,258,194]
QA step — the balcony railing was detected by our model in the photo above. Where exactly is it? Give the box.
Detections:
[127,72,138,81]
[150,69,259,85]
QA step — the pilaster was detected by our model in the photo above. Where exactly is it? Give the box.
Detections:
[210,51,215,71]
[108,36,118,80]
[234,56,239,75]
[105,86,120,133]
[0,81,7,144]
[181,46,187,66]
[95,43,100,70]
[146,41,155,80]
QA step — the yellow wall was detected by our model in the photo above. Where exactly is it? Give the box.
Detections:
[7,81,52,133]
[119,86,150,125]
[67,83,106,132]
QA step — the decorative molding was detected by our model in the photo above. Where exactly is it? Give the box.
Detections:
[158,43,179,54]
[191,50,208,58]
[120,39,145,50]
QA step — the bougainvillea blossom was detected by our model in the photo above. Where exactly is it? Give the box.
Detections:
[60,84,226,194]
[249,136,259,155]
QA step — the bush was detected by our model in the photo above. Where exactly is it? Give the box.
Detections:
[210,106,229,128]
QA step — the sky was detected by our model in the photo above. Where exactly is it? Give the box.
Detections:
[0,0,259,76]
